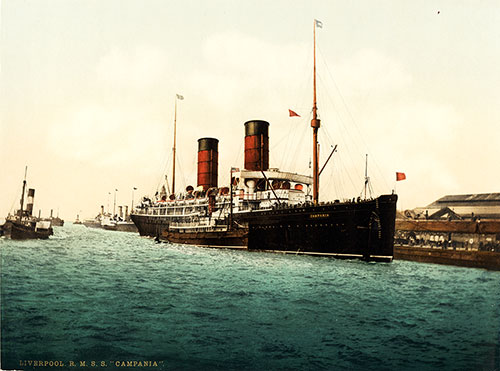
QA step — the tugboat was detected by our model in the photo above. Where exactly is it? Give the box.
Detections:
[131,20,397,261]
[3,167,53,240]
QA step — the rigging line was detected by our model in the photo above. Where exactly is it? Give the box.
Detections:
[316,67,373,193]
[316,74,345,148]
[286,116,309,171]
[316,52,385,189]
[8,184,21,215]
[337,164,352,200]
[156,155,172,195]
[279,113,306,170]
[270,128,293,169]
[156,150,170,182]
[285,113,310,173]
[318,47,390,191]
[279,51,313,170]
[269,131,291,151]
[331,150,361,200]
[232,136,243,168]
[176,150,187,192]
[276,120,295,170]
[316,112,361,193]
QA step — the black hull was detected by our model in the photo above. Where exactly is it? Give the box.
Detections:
[51,218,64,227]
[130,214,167,238]
[240,194,397,261]
[116,223,139,232]
[131,194,397,262]
[7,221,53,240]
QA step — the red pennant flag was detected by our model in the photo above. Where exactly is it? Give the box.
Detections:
[396,172,406,181]
[288,109,300,117]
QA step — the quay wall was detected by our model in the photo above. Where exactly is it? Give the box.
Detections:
[394,245,500,271]
[394,219,500,270]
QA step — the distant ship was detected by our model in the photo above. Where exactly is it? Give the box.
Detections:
[3,167,53,240]
[48,209,64,227]
[131,20,397,261]
[83,205,138,232]
[101,215,137,232]
[74,214,83,225]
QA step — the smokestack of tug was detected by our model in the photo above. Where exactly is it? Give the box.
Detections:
[244,120,269,171]
[197,138,219,191]
[26,189,35,216]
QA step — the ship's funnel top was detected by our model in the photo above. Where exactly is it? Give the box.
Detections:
[245,120,269,136]
[197,138,219,191]
[244,120,269,171]
[198,137,219,152]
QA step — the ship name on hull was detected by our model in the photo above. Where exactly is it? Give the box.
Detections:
[309,213,329,219]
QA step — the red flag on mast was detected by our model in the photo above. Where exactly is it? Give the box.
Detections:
[288,109,300,117]
[396,172,406,181]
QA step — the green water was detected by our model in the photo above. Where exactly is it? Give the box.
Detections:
[1,224,499,370]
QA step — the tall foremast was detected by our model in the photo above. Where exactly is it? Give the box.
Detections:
[311,19,321,205]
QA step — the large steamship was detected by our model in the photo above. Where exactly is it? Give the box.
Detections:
[131,21,398,261]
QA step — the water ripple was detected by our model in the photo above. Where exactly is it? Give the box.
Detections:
[1,225,499,370]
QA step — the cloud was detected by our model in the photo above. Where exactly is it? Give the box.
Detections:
[333,48,414,96]
[189,32,307,113]
[96,46,170,87]
[47,105,166,169]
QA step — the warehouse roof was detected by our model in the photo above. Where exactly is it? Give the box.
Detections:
[428,193,500,207]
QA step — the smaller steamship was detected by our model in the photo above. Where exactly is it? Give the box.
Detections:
[131,20,397,261]
[3,167,53,240]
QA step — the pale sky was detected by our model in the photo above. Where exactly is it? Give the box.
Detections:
[1,0,499,220]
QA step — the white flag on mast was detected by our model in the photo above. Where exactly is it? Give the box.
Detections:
[315,19,323,28]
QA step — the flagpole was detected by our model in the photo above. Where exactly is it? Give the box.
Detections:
[172,95,177,196]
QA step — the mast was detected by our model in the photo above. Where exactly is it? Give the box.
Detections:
[19,166,28,220]
[364,154,368,199]
[311,20,321,205]
[229,168,233,230]
[171,94,184,196]
[113,189,117,216]
[172,97,177,195]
